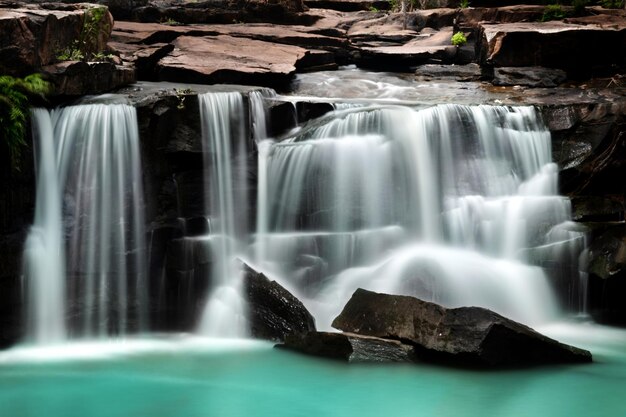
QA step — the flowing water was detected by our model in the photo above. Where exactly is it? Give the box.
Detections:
[24,103,147,342]
[255,104,580,328]
[15,76,622,416]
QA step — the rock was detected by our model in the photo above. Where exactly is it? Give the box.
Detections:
[477,21,626,78]
[42,61,136,96]
[571,196,624,222]
[130,0,312,25]
[332,289,592,367]
[280,331,416,362]
[156,35,308,88]
[305,0,390,12]
[586,224,626,325]
[492,66,567,88]
[296,101,334,122]
[268,101,298,137]
[415,63,482,81]
[0,2,114,76]
[243,263,316,341]
[356,27,457,70]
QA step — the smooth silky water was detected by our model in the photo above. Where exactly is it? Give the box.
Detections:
[6,71,626,416]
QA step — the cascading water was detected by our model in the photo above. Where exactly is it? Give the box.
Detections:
[196,92,249,337]
[24,102,147,342]
[255,103,585,329]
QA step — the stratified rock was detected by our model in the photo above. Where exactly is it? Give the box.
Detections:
[477,21,626,78]
[42,61,136,96]
[280,331,416,362]
[493,66,566,88]
[571,196,624,222]
[415,63,482,81]
[0,2,113,76]
[305,0,390,12]
[243,263,316,341]
[156,35,308,88]
[333,289,592,367]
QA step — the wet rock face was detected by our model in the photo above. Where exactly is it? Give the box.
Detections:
[243,263,316,342]
[492,66,567,88]
[332,289,592,367]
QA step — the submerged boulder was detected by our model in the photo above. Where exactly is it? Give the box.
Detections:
[280,331,416,362]
[332,289,592,367]
[243,263,316,341]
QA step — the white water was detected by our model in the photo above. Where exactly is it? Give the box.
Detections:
[255,103,585,329]
[197,92,249,337]
[25,104,147,342]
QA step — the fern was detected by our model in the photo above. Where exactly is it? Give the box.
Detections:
[0,74,52,172]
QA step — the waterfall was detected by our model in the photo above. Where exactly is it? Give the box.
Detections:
[255,104,585,328]
[197,92,249,337]
[25,103,147,342]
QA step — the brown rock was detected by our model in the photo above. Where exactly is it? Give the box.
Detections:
[477,21,626,78]
[42,61,136,96]
[0,2,113,76]
[156,35,308,88]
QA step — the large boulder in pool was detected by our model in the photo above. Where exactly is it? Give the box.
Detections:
[280,331,416,363]
[332,289,592,367]
[243,263,316,342]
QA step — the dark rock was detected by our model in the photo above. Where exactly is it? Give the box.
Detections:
[477,21,626,78]
[332,288,592,367]
[305,0,391,12]
[185,216,211,236]
[0,232,26,348]
[586,224,626,325]
[268,101,298,137]
[42,61,136,96]
[571,196,624,222]
[492,66,567,88]
[243,263,316,341]
[280,331,416,362]
[296,101,334,123]
[415,63,482,81]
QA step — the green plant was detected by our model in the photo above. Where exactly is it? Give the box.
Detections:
[56,6,110,62]
[541,4,567,21]
[369,5,380,11]
[571,0,588,15]
[163,18,181,25]
[459,0,470,8]
[600,0,623,8]
[451,31,467,46]
[0,74,52,172]
[174,88,194,110]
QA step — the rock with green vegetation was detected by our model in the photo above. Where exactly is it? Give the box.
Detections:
[0,74,51,172]
[0,2,114,76]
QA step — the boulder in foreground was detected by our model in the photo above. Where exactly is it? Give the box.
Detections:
[243,263,316,342]
[280,331,416,363]
[332,289,592,367]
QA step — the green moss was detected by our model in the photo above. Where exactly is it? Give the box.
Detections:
[0,74,52,172]
[451,31,467,46]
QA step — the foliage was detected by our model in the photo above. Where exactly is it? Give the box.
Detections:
[56,6,112,62]
[600,0,623,8]
[459,0,470,8]
[163,18,182,25]
[540,4,567,21]
[0,74,52,172]
[451,31,467,46]
[174,88,194,110]
[571,0,588,15]
[369,5,380,11]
